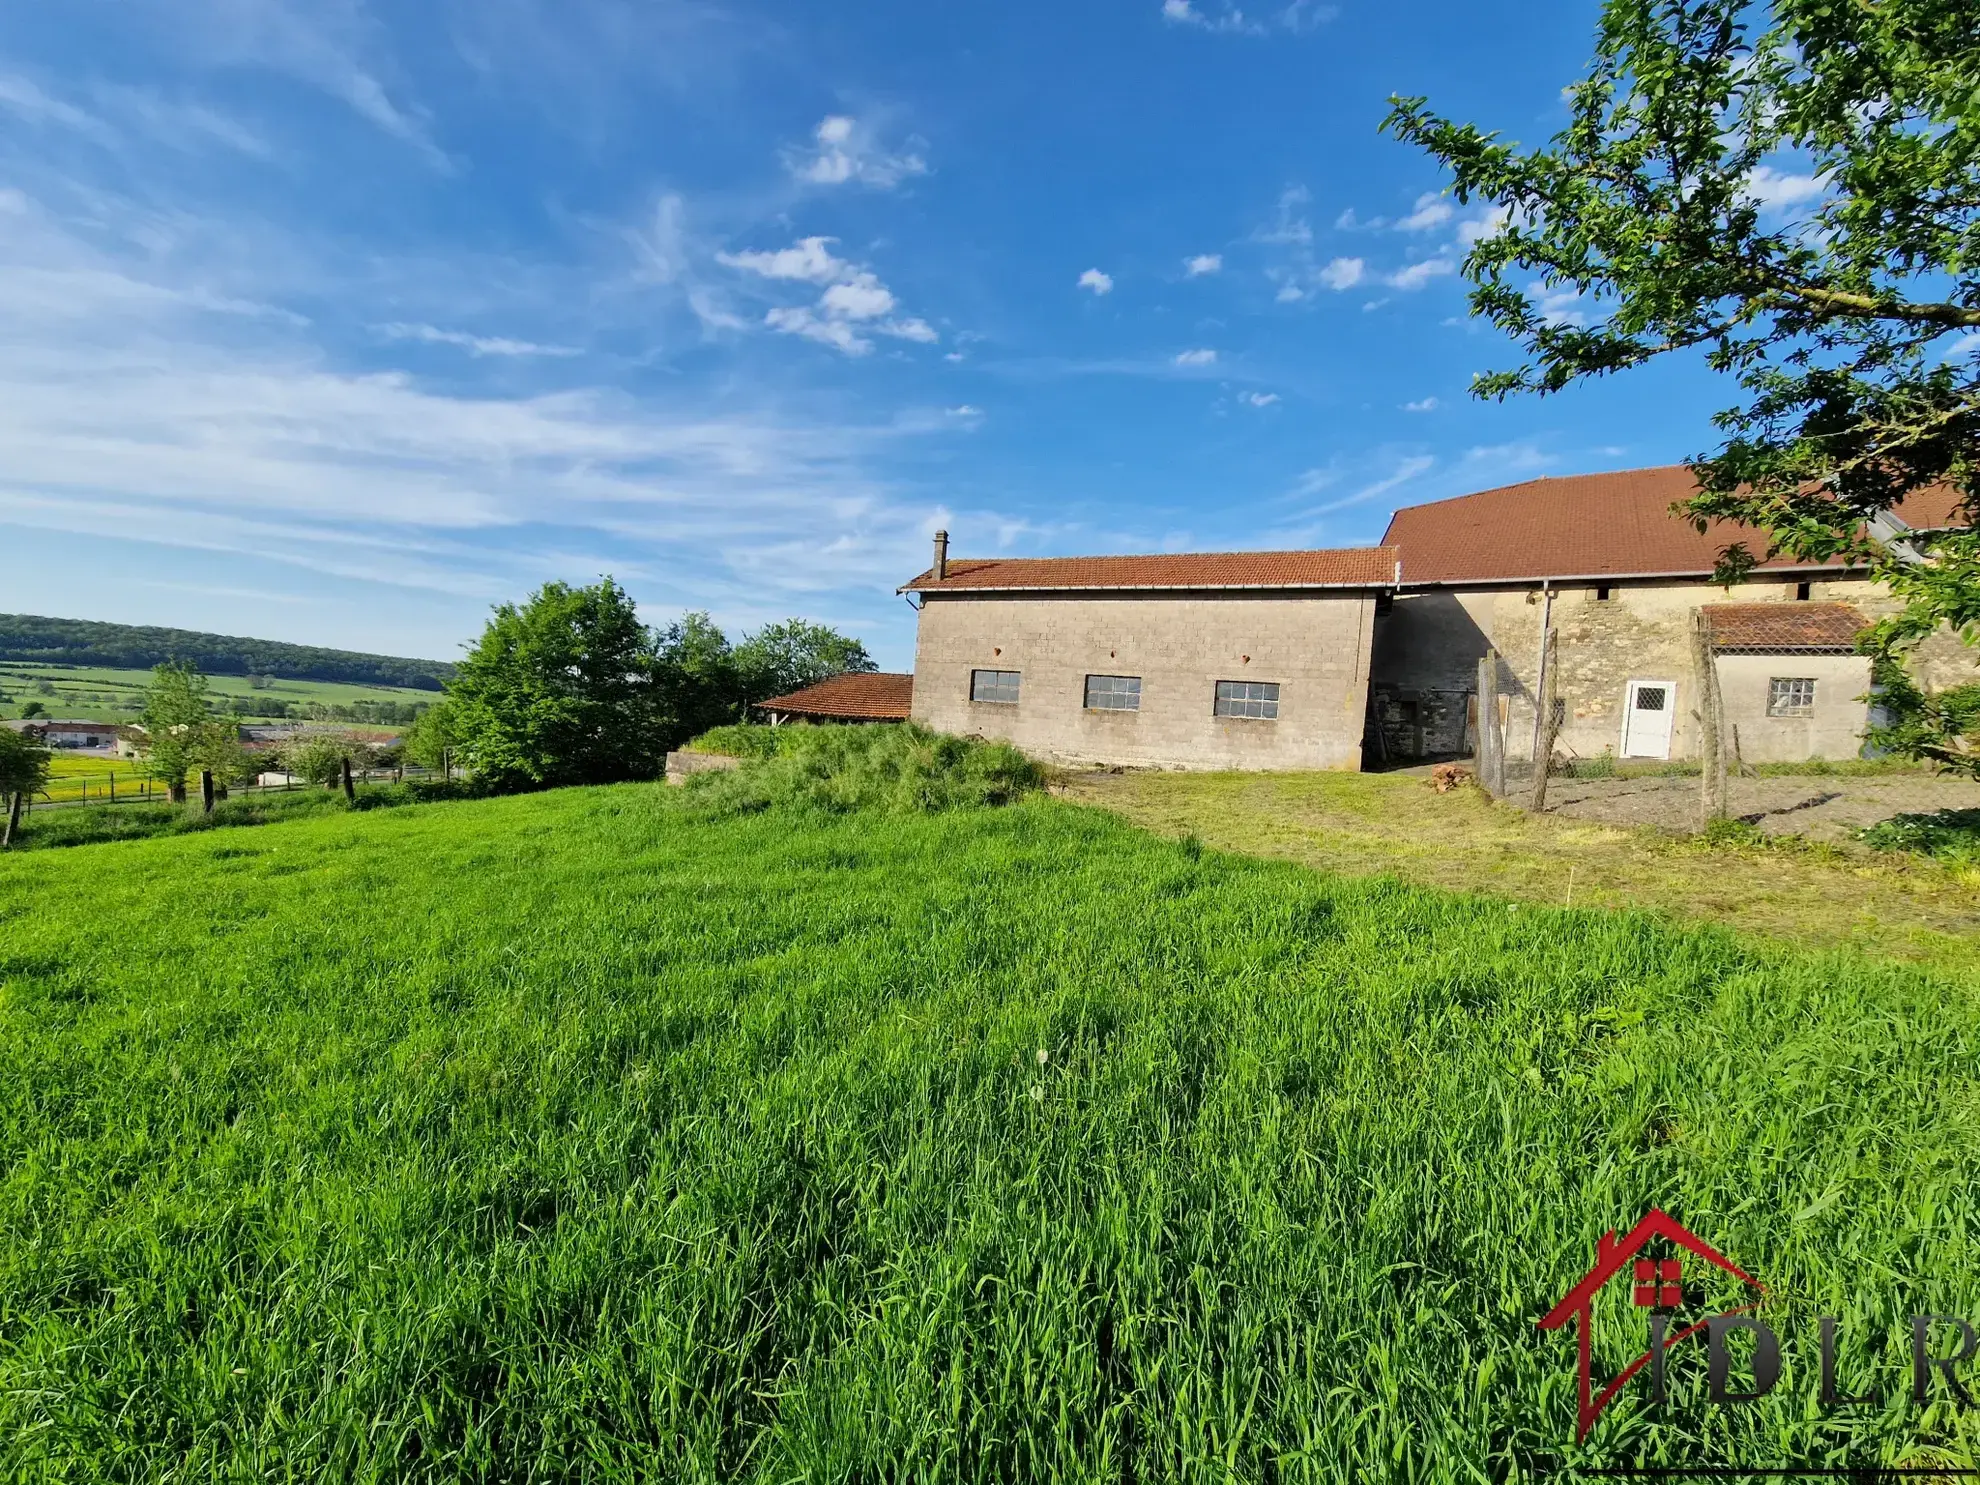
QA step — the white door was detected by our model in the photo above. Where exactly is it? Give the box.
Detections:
[1621,679,1677,758]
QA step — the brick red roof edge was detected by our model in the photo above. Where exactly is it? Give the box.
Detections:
[1702,602,1868,651]
[756,671,914,719]
[900,545,1401,593]
[1382,465,1967,584]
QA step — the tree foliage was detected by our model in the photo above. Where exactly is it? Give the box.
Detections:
[445,583,877,792]
[134,661,246,800]
[1385,0,1980,770]
[0,727,51,838]
[282,734,377,788]
[0,613,452,690]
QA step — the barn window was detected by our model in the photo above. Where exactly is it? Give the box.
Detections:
[970,669,1021,705]
[1084,674,1141,711]
[1595,586,1612,602]
[1768,677,1816,717]
[1214,680,1280,719]
[1795,581,1813,601]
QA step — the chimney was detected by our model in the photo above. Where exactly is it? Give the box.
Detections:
[933,529,949,579]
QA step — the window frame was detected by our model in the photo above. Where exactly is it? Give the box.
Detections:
[969,668,1022,706]
[1213,679,1281,720]
[1083,673,1142,712]
[1767,676,1817,718]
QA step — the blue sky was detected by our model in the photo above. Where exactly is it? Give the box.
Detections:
[0,0,1741,670]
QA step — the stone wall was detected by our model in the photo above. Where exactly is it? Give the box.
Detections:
[910,589,1377,771]
[1368,572,1973,765]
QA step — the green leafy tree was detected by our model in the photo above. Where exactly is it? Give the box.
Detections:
[652,611,740,745]
[136,660,213,803]
[733,619,877,704]
[0,727,51,847]
[18,700,43,719]
[1386,0,1980,771]
[282,734,375,788]
[449,579,665,790]
[402,700,459,771]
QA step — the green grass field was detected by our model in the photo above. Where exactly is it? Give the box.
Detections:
[3,786,1978,1480]
[1,660,436,723]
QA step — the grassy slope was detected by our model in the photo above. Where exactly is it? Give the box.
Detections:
[1066,770,1980,974]
[1,661,434,722]
[3,789,1979,1480]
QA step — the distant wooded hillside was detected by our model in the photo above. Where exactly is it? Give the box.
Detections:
[0,615,455,690]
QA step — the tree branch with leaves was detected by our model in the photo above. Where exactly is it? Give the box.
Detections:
[1385,0,1980,770]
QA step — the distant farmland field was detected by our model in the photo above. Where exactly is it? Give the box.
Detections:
[1,788,1975,1479]
[0,660,435,724]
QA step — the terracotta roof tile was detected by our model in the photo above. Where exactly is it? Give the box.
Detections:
[1383,465,1967,584]
[1702,602,1868,652]
[900,546,1400,593]
[756,671,914,720]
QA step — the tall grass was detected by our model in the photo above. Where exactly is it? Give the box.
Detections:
[0,787,1976,1480]
[681,721,1041,814]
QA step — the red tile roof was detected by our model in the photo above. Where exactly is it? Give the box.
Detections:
[900,546,1401,593]
[756,671,914,720]
[1383,465,1967,584]
[1702,602,1868,652]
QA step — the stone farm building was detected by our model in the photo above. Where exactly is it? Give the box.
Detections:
[900,466,1970,772]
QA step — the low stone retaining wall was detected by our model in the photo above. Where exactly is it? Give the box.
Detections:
[664,751,744,786]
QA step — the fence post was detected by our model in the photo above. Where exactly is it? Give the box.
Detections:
[341,757,356,804]
[200,770,215,814]
[1476,651,1504,798]
[1529,628,1562,814]
[1690,610,1729,826]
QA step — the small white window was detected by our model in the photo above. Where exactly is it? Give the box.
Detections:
[1084,674,1141,711]
[1768,677,1816,717]
[970,669,1021,705]
[1214,680,1279,719]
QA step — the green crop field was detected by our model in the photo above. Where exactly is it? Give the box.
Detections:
[0,661,436,724]
[2,786,1977,1480]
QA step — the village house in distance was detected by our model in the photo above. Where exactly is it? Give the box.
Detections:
[899,465,1968,772]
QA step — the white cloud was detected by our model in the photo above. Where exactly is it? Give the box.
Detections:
[378,323,580,358]
[1078,267,1114,295]
[719,236,935,356]
[1397,192,1454,232]
[716,236,849,284]
[1942,331,1980,362]
[1173,347,1217,366]
[1528,283,1588,327]
[946,404,981,417]
[1161,0,1337,33]
[1361,298,1390,312]
[1184,253,1223,277]
[1317,257,1364,290]
[1388,257,1455,290]
[820,272,897,321]
[1403,396,1439,412]
[1457,204,1513,247]
[786,114,928,189]
[1256,186,1313,246]
[1274,283,1305,303]
[1334,207,1387,230]
[1241,391,1280,407]
[1746,165,1827,213]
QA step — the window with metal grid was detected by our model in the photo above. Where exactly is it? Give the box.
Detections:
[1768,677,1816,717]
[1084,674,1141,711]
[970,669,1021,705]
[1214,680,1280,719]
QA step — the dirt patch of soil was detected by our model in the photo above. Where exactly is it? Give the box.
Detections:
[1545,774,1980,841]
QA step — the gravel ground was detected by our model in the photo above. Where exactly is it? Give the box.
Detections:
[1540,773,1980,840]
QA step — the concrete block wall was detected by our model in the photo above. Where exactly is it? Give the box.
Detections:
[910,589,1378,770]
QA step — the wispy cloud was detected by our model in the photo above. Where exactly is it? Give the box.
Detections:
[785,114,928,189]
[1078,267,1114,295]
[1160,0,1338,34]
[1309,454,1435,514]
[1240,391,1280,407]
[1403,396,1438,412]
[1173,347,1217,366]
[1184,253,1222,277]
[1746,165,1827,214]
[379,322,581,357]
[1396,192,1453,232]
[1388,257,1455,290]
[1317,257,1364,290]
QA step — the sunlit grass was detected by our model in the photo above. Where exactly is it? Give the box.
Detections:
[1,786,1976,1480]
